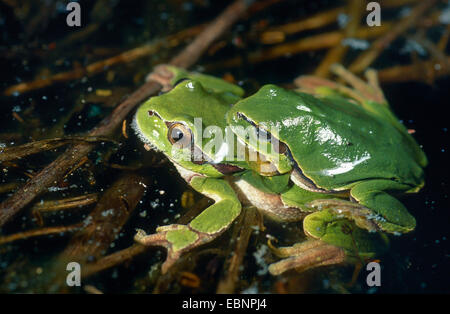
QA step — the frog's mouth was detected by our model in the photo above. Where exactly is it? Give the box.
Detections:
[190,143,244,175]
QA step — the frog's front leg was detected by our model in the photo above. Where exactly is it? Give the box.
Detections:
[135,176,241,273]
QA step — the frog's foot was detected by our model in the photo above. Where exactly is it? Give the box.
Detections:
[268,239,346,275]
[294,64,386,106]
[268,209,389,276]
[329,63,386,105]
[307,198,380,233]
[134,224,215,274]
[145,64,176,91]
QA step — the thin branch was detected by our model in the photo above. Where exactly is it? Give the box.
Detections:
[348,0,438,74]
[0,223,81,245]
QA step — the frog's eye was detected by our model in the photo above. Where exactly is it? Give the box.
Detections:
[168,123,192,148]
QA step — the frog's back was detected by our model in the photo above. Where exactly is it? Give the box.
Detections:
[231,85,425,191]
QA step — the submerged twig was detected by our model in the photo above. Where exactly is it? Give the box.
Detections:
[82,243,147,278]
[348,0,438,74]
[378,56,450,84]
[260,0,419,45]
[0,223,81,245]
[44,172,148,292]
[314,0,364,77]
[31,193,98,226]
[0,137,116,162]
[216,207,261,293]
[2,23,208,97]
[82,197,211,279]
[207,25,390,70]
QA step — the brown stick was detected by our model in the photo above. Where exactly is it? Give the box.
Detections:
[314,0,365,77]
[0,223,81,245]
[81,197,211,279]
[82,243,147,278]
[378,56,450,83]
[0,0,250,228]
[207,25,391,70]
[3,44,161,96]
[216,207,260,293]
[348,0,438,74]
[0,137,116,162]
[2,23,208,97]
[57,173,147,262]
[260,0,419,45]
[40,173,147,292]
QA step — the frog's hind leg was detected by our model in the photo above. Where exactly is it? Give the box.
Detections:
[268,209,389,276]
[268,238,346,275]
[135,176,242,274]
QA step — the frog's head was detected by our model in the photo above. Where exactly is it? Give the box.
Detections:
[227,84,299,176]
[133,79,245,176]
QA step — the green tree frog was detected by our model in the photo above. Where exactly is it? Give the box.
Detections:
[132,64,427,275]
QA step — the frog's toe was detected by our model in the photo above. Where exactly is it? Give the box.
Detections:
[134,228,171,249]
[134,224,209,274]
[268,239,346,275]
[145,64,175,91]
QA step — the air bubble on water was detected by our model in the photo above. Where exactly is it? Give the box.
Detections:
[253,244,269,276]
[337,13,349,28]
[101,209,114,217]
[242,283,259,294]
[341,38,369,50]
[398,7,411,18]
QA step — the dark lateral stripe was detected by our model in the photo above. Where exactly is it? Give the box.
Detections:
[212,163,244,174]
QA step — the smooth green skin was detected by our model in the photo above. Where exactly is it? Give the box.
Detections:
[227,85,427,235]
[134,67,426,263]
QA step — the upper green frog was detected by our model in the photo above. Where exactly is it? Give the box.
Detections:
[133,64,427,275]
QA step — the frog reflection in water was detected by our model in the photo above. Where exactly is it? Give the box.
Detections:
[132,64,427,275]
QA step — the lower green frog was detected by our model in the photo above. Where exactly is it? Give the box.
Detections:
[132,64,427,275]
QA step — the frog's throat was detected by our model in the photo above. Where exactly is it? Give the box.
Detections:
[132,113,159,152]
[170,159,204,183]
